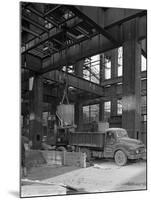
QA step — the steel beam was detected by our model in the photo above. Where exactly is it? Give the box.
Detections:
[22,26,40,37]
[75,6,146,28]
[104,9,146,28]
[43,70,103,96]
[21,16,82,54]
[44,5,62,17]
[41,34,119,74]
[21,53,42,72]
[67,5,119,45]
[22,74,146,105]
[41,14,146,74]
[22,15,48,32]
[25,5,58,27]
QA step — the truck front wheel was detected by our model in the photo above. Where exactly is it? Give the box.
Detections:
[114,150,127,166]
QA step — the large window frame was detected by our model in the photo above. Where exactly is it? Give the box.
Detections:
[104,101,111,121]
[83,104,99,123]
[83,54,100,84]
[117,47,123,77]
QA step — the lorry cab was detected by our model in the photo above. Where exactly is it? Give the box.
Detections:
[104,128,146,166]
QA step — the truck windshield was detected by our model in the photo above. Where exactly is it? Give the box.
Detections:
[116,129,128,138]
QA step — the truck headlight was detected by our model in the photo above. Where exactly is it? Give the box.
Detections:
[136,149,139,154]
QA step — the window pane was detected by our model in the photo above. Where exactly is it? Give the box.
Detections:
[90,104,99,122]
[42,112,48,126]
[141,55,147,71]
[83,104,99,123]
[67,65,74,74]
[117,99,122,115]
[104,101,111,120]
[104,57,111,79]
[83,106,90,123]
[141,96,147,114]
[141,114,147,122]
[83,54,100,83]
[118,47,123,77]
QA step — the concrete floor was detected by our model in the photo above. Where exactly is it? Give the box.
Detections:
[21,159,146,197]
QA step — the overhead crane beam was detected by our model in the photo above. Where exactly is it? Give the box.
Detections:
[21,16,82,54]
[22,26,40,38]
[41,14,146,74]
[41,34,119,74]
[67,5,120,45]
[25,5,59,27]
[104,9,146,28]
[43,70,103,96]
[44,5,62,17]
[22,15,48,32]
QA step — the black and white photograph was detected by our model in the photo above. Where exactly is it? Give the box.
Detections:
[20,0,147,198]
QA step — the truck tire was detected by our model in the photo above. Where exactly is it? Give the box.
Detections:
[114,150,127,166]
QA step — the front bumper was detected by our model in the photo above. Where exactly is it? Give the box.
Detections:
[128,152,146,160]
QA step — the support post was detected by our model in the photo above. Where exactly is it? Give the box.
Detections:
[29,76,43,149]
[122,19,141,138]
[74,60,84,130]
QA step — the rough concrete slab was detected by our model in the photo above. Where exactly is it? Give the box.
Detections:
[21,159,146,197]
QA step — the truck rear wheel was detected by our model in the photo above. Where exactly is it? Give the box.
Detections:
[114,150,127,166]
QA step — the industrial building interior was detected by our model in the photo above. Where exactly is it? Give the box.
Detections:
[20,2,147,196]
[21,3,147,150]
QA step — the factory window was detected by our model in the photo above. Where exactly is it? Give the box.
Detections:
[117,99,122,115]
[67,65,74,74]
[141,96,147,114]
[83,106,89,123]
[141,114,147,122]
[104,101,111,121]
[29,77,34,91]
[83,54,100,84]
[62,65,74,74]
[117,47,123,77]
[104,56,111,80]
[83,104,99,123]
[62,66,66,71]
[141,55,147,71]
[90,104,99,122]
[42,112,48,126]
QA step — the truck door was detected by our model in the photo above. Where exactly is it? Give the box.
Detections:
[104,131,116,158]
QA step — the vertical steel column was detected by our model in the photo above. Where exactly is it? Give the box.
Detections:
[29,75,43,149]
[99,55,104,121]
[122,19,141,139]
[74,60,84,130]
[111,49,118,118]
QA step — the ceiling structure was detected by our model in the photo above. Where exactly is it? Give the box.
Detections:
[21,3,105,59]
[21,2,147,111]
